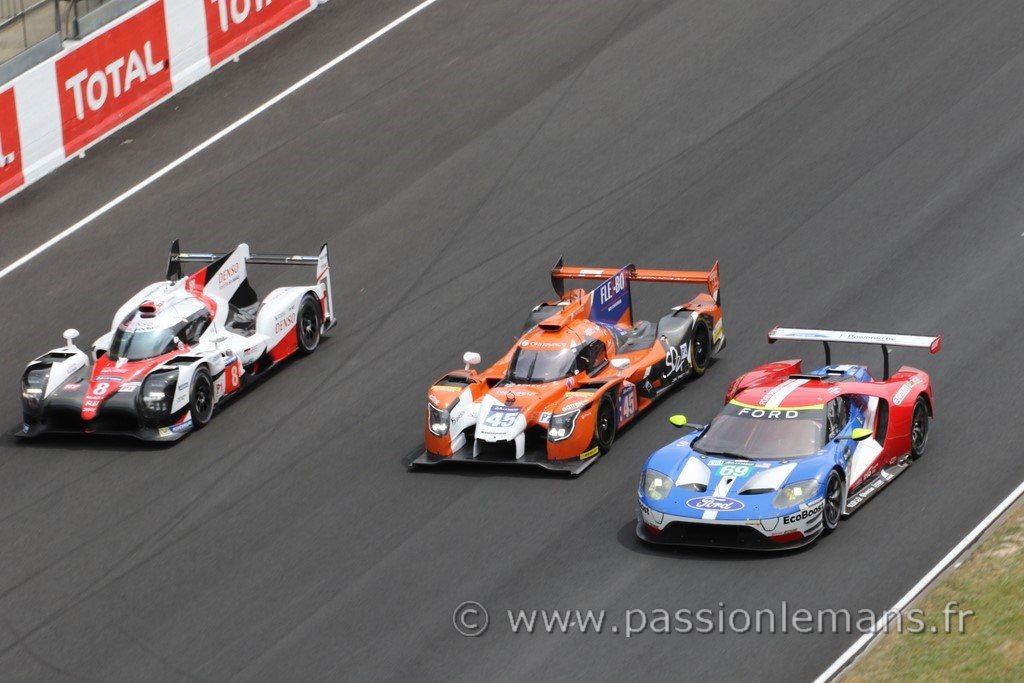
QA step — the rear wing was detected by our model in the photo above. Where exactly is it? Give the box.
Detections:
[167,240,334,327]
[767,327,940,380]
[550,258,721,304]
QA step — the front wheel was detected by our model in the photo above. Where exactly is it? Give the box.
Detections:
[189,367,215,428]
[910,397,929,459]
[594,394,617,455]
[297,294,322,355]
[822,470,843,534]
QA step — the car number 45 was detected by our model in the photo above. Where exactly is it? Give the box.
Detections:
[483,411,518,428]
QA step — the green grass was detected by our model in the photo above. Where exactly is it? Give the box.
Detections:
[844,503,1024,682]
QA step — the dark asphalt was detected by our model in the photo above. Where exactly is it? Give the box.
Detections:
[1,0,1023,680]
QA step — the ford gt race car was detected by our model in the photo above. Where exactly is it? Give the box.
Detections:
[411,259,725,474]
[18,241,334,441]
[637,327,940,549]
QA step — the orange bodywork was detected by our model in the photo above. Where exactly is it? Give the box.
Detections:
[424,261,725,465]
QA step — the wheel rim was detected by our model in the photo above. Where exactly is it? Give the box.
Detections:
[300,305,318,349]
[694,326,709,367]
[598,404,614,445]
[194,379,212,419]
[912,404,928,452]
[825,474,842,527]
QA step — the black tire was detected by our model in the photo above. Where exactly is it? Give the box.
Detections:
[297,295,322,355]
[594,394,617,455]
[822,470,843,534]
[189,367,215,428]
[910,397,929,459]
[689,319,712,377]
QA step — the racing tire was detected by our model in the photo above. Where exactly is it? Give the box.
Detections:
[689,319,712,377]
[594,394,617,455]
[297,295,322,355]
[189,367,215,428]
[910,397,929,460]
[822,470,843,534]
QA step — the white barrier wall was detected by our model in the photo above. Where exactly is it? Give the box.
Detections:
[0,0,317,204]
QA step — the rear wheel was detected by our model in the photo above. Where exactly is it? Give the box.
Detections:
[822,470,843,534]
[594,394,617,455]
[189,367,215,428]
[910,397,929,459]
[297,295,322,355]
[689,319,711,377]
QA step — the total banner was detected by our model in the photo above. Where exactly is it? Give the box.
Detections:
[0,0,317,204]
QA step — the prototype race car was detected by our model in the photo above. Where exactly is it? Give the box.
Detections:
[637,327,940,549]
[19,241,334,441]
[411,259,725,474]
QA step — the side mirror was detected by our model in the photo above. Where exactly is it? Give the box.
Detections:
[610,358,630,370]
[463,352,481,371]
[669,415,688,427]
[850,427,873,442]
[63,328,80,348]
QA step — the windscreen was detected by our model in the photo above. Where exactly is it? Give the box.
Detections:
[507,347,577,383]
[693,402,826,460]
[109,316,184,361]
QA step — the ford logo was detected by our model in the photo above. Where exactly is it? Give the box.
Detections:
[685,496,744,512]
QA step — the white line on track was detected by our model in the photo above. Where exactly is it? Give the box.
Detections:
[815,477,1024,682]
[0,0,442,282]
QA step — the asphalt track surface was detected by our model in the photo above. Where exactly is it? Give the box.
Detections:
[2,0,1024,680]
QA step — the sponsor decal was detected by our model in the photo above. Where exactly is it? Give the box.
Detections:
[892,376,923,406]
[481,405,520,429]
[539,411,552,424]
[521,339,567,349]
[217,262,241,286]
[158,426,173,438]
[170,417,193,434]
[274,311,297,334]
[580,446,600,460]
[205,0,310,67]
[737,407,800,419]
[432,385,461,392]
[117,382,141,393]
[0,87,24,199]
[663,345,686,378]
[94,375,123,382]
[22,423,30,433]
[63,382,82,391]
[56,2,171,156]
[782,500,824,525]
[590,266,631,326]
[617,382,637,424]
[686,496,744,512]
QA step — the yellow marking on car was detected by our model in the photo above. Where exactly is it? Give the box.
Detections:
[729,400,824,410]
[580,446,600,459]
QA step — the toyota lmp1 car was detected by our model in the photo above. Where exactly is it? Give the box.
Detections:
[637,327,940,549]
[19,241,334,441]
[411,259,725,474]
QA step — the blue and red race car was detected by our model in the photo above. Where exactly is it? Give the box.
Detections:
[637,327,940,550]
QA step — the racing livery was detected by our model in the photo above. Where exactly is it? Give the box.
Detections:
[412,258,725,474]
[637,327,940,549]
[19,241,334,441]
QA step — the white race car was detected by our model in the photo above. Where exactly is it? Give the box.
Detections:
[19,241,334,440]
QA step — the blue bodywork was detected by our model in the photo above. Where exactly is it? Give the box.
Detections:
[637,365,871,549]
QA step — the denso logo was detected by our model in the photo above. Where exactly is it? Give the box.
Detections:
[685,496,744,512]
[56,2,171,156]
[275,313,296,334]
[218,263,241,285]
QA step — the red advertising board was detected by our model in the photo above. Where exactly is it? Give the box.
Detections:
[55,1,172,156]
[0,87,24,199]
[205,0,309,67]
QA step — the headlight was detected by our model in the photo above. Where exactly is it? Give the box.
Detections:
[773,479,820,509]
[427,403,450,436]
[21,367,50,410]
[642,469,674,501]
[140,370,178,420]
[547,409,581,442]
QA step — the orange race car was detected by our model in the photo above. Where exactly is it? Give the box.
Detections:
[411,259,725,474]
